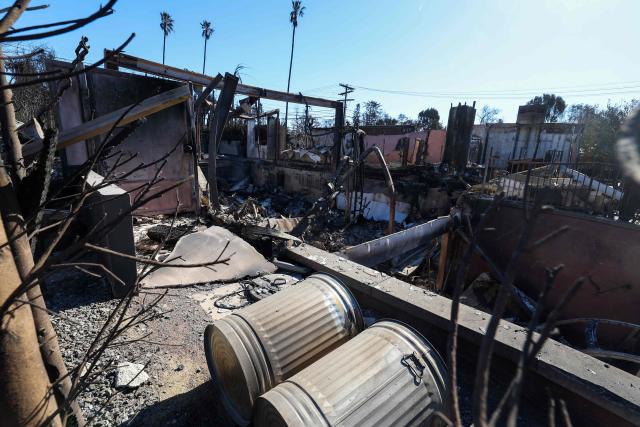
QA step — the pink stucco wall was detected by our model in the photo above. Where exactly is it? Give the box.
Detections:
[363,129,446,166]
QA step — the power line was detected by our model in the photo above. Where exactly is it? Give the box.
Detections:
[353,84,640,99]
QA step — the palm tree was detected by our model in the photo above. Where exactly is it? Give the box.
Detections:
[201,20,214,74]
[233,64,246,83]
[160,11,174,65]
[284,0,305,127]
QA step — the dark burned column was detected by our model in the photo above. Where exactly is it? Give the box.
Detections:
[208,73,239,210]
[332,101,344,172]
[442,103,476,174]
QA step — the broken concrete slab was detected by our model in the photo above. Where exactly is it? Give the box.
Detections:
[114,362,149,389]
[142,226,276,288]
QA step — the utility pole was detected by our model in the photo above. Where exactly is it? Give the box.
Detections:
[338,83,354,125]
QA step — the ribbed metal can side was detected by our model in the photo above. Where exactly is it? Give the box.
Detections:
[204,315,274,426]
[236,273,363,382]
[254,319,450,427]
[204,273,363,426]
[253,382,329,427]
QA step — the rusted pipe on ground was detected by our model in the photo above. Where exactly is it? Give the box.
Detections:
[335,146,396,234]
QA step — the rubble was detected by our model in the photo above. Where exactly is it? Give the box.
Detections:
[1,13,637,426]
[114,362,150,389]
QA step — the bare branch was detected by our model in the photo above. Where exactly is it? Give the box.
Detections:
[1,0,116,42]
[0,32,135,91]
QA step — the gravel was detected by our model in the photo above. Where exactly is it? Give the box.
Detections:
[44,269,160,426]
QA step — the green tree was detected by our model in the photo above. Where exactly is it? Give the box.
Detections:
[376,113,398,126]
[352,103,361,128]
[362,100,382,125]
[201,20,214,74]
[478,105,501,124]
[397,113,413,125]
[284,0,305,127]
[160,11,174,65]
[569,100,638,162]
[527,93,566,122]
[417,108,442,130]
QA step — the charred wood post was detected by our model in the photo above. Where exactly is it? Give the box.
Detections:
[442,102,476,174]
[194,76,224,210]
[331,101,344,172]
[208,72,238,210]
[285,243,640,427]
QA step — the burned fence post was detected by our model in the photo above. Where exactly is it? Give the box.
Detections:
[208,72,238,211]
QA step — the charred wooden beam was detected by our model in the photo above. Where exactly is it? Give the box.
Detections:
[104,50,341,109]
[208,73,238,210]
[23,85,190,156]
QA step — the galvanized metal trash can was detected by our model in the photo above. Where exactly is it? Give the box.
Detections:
[253,319,450,427]
[204,273,363,426]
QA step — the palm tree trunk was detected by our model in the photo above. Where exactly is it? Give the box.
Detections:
[284,25,296,128]
[162,33,166,65]
[203,38,207,74]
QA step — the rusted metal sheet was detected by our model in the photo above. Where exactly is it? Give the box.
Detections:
[476,203,640,349]
[339,214,453,267]
[204,274,363,426]
[254,319,449,426]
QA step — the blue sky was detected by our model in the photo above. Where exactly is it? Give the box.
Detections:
[12,0,640,123]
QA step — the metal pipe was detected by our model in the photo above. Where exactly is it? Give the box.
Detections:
[339,212,456,267]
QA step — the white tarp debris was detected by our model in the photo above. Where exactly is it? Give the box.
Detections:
[141,226,276,288]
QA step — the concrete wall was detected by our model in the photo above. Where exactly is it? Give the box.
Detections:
[473,123,580,169]
[363,129,446,166]
[250,161,332,198]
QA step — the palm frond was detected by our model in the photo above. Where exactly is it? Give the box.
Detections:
[290,1,304,26]
[233,64,246,82]
[160,11,174,35]
[201,20,214,39]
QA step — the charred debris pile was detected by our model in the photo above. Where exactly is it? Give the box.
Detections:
[0,5,639,426]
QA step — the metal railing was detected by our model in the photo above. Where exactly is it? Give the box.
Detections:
[484,160,635,220]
